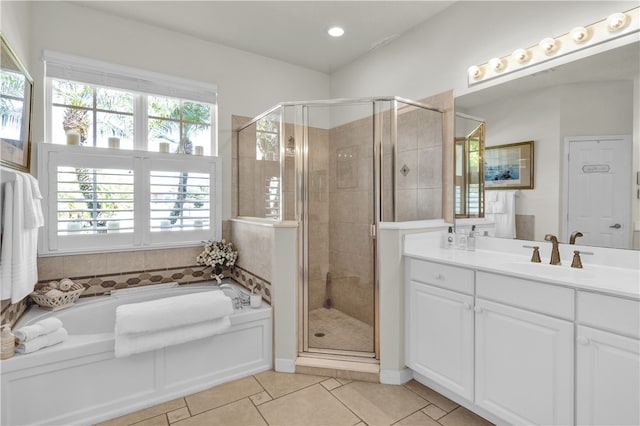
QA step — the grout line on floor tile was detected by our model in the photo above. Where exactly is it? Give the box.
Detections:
[327,384,367,425]
[254,375,327,401]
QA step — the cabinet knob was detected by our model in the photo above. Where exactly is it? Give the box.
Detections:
[474,306,483,313]
[462,302,471,310]
[577,336,590,345]
[434,273,444,280]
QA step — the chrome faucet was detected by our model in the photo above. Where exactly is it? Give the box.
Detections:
[569,231,583,245]
[544,234,561,265]
[219,283,250,309]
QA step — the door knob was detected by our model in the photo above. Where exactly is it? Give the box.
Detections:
[577,336,590,345]
[462,302,471,310]
[609,223,622,229]
[474,306,483,313]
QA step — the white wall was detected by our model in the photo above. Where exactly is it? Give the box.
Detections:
[27,1,330,220]
[1,2,31,72]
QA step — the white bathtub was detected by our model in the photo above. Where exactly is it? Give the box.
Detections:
[1,280,272,426]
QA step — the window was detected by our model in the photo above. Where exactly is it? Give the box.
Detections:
[44,50,217,155]
[40,52,220,254]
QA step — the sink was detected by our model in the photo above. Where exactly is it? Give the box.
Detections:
[500,261,595,281]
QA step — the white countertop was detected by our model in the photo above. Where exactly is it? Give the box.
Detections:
[404,232,640,300]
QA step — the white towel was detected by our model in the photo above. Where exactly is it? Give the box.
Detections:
[22,172,44,229]
[115,290,233,335]
[114,317,231,358]
[0,176,41,303]
[490,190,517,238]
[15,328,68,354]
[485,200,505,214]
[14,318,63,342]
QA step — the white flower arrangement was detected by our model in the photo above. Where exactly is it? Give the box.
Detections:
[196,239,238,283]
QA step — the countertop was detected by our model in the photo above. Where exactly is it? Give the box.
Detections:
[404,233,640,300]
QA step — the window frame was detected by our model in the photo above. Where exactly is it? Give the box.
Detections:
[38,143,221,255]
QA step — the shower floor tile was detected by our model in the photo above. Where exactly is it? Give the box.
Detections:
[309,307,373,353]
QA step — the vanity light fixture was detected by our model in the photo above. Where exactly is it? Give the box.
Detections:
[570,26,589,43]
[488,57,505,71]
[327,26,345,37]
[607,12,627,31]
[512,48,529,63]
[466,6,638,86]
[539,37,557,54]
[468,65,483,79]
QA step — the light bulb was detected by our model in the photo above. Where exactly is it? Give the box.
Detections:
[539,37,557,54]
[488,57,504,71]
[327,26,345,37]
[571,26,589,43]
[607,12,627,31]
[468,65,482,79]
[512,48,529,63]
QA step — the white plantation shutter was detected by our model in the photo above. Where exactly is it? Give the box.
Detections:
[38,144,220,254]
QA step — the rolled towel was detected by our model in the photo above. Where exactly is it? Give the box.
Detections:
[59,278,74,291]
[15,328,67,353]
[14,317,63,342]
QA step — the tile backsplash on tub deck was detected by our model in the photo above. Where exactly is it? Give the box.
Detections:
[36,246,272,303]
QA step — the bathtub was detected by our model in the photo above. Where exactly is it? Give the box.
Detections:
[1,280,272,426]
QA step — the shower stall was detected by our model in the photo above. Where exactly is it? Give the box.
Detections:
[236,97,444,360]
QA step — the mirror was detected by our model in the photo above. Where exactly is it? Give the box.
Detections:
[455,113,484,218]
[455,41,639,250]
[1,34,33,172]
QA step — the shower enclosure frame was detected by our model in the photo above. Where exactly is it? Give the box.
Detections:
[235,97,444,362]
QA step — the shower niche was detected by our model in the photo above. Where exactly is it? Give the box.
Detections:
[236,97,446,359]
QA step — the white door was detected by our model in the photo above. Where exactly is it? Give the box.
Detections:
[474,298,573,425]
[407,281,474,400]
[576,325,640,426]
[565,135,632,249]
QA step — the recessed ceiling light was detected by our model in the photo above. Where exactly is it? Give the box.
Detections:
[327,26,345,37]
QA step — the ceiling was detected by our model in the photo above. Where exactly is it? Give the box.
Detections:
[72,1,454,74]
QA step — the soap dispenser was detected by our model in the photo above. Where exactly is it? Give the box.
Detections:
[1,325,16,360]
[445,226,455,249]
[467,225,476,251]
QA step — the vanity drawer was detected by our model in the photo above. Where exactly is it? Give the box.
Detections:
[577,292,640,339]
[408,259,474,294]
[476,272,574,320]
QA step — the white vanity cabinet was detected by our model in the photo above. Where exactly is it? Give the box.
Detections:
[575,292,640,425]
[405,259,475,400]
[474,272,574,426]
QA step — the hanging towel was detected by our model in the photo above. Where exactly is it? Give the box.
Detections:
[490,190,517,238]
[0,171,44,302]
[114,317,231,358]
[14,318,63,342]
[115,290,234,335]
[22,172,44,229]
[15,327,68,354]
[0,173,42,303]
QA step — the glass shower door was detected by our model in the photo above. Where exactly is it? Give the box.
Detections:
[302,101,376,357]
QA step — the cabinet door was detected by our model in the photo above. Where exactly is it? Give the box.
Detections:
[576,325,640,425]
[407,281,474,400]
[475,299,573,425]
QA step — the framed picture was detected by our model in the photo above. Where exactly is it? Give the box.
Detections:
[484,140,534,189]
[1,33,33,172]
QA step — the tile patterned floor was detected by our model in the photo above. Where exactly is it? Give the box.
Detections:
[97,371,494,426]
[309,307,374,353]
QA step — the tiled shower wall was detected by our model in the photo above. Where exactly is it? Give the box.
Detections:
[326,117,375,326]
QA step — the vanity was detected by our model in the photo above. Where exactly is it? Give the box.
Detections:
[403,231,640,426]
